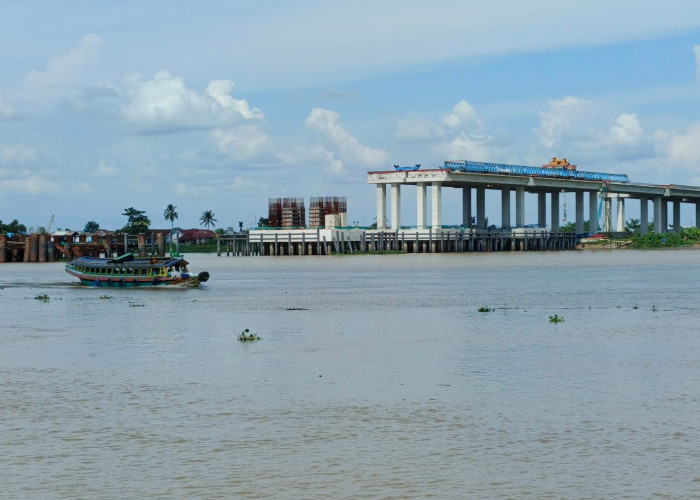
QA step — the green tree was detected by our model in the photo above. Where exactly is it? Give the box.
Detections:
[121,207,151,234]
[559,220,591,233]
[0,219,27,233]
[84,221,100,233]
[200,210,217,230]
[163,204,179,255]
[625,218,640,234]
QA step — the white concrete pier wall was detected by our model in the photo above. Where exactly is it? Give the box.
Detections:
[431,182,442,228]
[391,183,401,229]
[551,191,560,231]
[501,189,511,229]
[417,183,427,229]
[376,184,387,229]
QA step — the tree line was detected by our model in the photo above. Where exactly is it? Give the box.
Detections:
[0,206,218,235]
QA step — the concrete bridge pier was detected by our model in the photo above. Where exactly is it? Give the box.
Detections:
[589,191,598,232]
[417,183,427,229]
[391,183,401,230]
[673,200,681,234]
[575,191,584,234]
[661,200,668,232]
[653,196,663,234]
[432,182,442,228]
[376,184,387,229]
[501,188,511,228]
[462,187,471,227]
[476,187,485,227]
[537,193,546,228]
[515,187,525,227]
[617,198,626,232]
[551,191,560,231]
[640,197,649,234]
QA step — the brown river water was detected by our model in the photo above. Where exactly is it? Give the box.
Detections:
[1,250,699,499]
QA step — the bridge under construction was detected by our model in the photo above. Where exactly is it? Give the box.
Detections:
[369,160,700,235]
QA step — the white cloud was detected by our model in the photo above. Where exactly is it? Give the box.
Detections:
[655,123,700,165]
[694,45,700,81]
[305,108,388,172]
[25,33,102,88]
[121,72,263,131]
[535,97,652,162]
[442,100,480,129]
[434,132,495,161]
[606,113,644,147]
[0,176,60,196]
[206,80,263,120]
[90,161,120,178]
[0,93,16,119]
[0,144,38,165]
[394,114,443,141]
[536,96,591,149]
[213,125,273,161]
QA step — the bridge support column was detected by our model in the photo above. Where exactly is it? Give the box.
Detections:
[603,198,612,232]
[432,182,442,228]
[476,187,485,228]
[696,202,700,229]
[653,196,663,234]
[551,191,560,232]
[515,187,525,227]
[673,200,681,234]
[391,183,401,230]
[661,200,668,232]
[616,198,625,232]
[640,197,649,235]
[501,189,511,229]
[462,187,472,227]
[575,191,584,234]
[376,184,387,229]
[589,191,598,233]
[417,183,427,229]
[537,193,546,228]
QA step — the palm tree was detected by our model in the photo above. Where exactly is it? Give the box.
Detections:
[164,204,178,255]
[200,210,217,230]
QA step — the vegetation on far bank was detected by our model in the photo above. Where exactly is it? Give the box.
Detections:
[628,227,700,248]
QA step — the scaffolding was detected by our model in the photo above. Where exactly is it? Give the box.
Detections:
[268,198,306,228]
[309,197,347,227]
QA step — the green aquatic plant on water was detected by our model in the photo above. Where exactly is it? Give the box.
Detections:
[478,306,492,312]
[34,294,50,302]
[99,295,111,300]
[549,314,564,323]
[238,328,261,342]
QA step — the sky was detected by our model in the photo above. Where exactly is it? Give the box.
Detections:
[1,0,700,231]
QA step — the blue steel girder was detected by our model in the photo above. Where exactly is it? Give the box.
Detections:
[444,160,629,183]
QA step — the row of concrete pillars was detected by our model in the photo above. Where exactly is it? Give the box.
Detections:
[0,233,168,263]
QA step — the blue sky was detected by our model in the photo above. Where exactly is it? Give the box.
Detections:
[1,0,700,231]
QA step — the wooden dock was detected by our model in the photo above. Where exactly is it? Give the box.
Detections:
[0,232,167,263]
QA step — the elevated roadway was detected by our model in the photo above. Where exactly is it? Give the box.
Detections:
[367,167,700,235]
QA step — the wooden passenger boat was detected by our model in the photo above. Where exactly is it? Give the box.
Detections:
[65,253,209,288]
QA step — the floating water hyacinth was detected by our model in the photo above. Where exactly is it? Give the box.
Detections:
[238,328,261,342]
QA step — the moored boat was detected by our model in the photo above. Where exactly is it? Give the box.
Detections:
[65,253,209,288]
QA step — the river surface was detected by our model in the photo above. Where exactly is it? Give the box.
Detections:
[1,250,699,499]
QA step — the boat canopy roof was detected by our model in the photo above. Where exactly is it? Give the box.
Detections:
[70,253,188,268]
